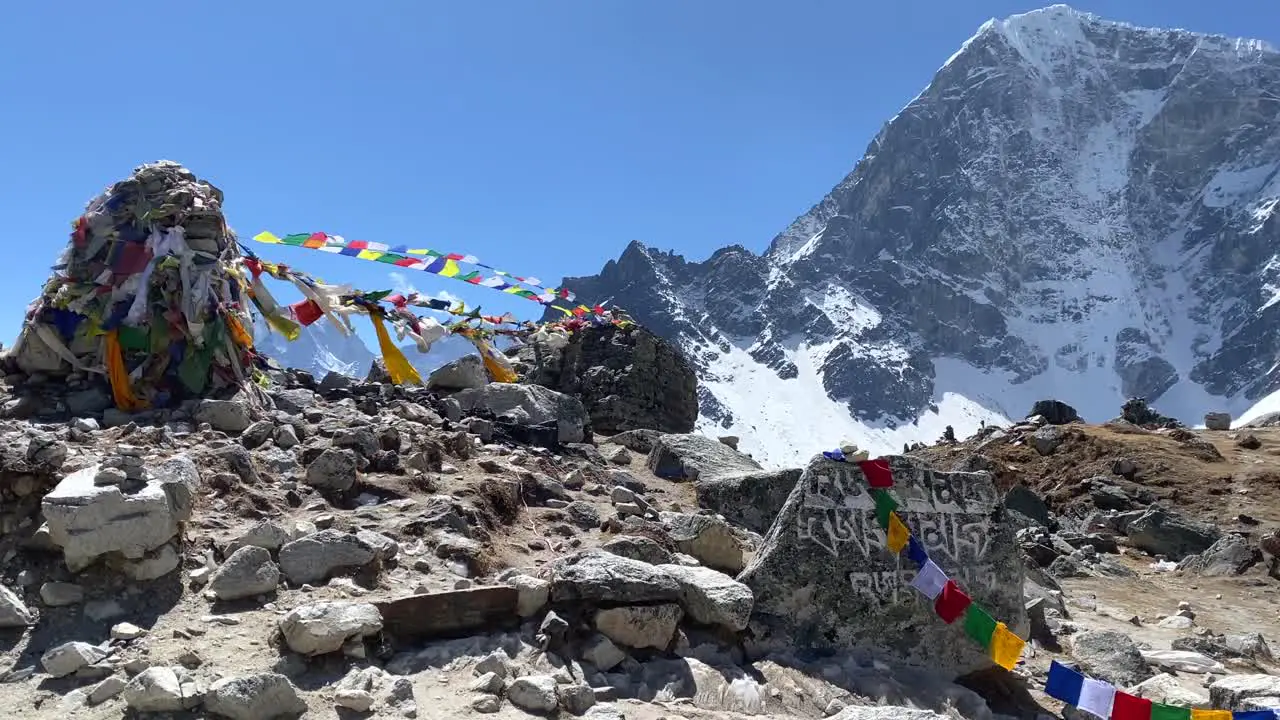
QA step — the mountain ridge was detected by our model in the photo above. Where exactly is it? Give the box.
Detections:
[548,4,1280,467]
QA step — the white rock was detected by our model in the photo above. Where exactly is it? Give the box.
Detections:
[509,574,550,617]
[41,641,108,678]
[122,666,202,712]
[278,601,382,656]
[0,585,34,626]
[42,456,198,572]
[657,563,754,630]
[507,674,559,713]
[594,604,682,650]
[110,622,145,640]
[87,675,127,705]
[208,545,281,601]
[205,672,308,720]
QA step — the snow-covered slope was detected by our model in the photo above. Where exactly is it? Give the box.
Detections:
[550,5,1280,468]
[253,317,477,380]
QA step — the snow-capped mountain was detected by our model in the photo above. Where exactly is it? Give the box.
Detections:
[549,5,1280,468]
[252,317,477,380]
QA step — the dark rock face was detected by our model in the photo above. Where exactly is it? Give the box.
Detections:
[738,455,1026,676]
[517,324,698,436]
[545,7,1280,463]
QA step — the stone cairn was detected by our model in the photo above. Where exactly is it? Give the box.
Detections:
[5,161,261,420]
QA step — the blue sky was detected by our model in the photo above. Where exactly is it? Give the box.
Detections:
[1,1,1274,347]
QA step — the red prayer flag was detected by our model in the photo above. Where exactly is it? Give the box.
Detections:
[1109,691,1152,719]
[347,239,368,250]
[933,580,972,624]
[289,299,324,326]
[858,459,895,488]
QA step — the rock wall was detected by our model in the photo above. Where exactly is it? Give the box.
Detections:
[739,454,1026,677]
[516,323,698,435]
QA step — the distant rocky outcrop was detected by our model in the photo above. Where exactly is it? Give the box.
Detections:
[515,323,699,436]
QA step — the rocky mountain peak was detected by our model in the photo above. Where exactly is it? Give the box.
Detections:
[561,7,1280,467]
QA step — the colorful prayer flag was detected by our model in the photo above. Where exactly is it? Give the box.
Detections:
[906,536,928,568]
[870,489,897,530]
[1109,691,1152,720]
[909,560,947,600]
[1189,710,1233,719]
[933,579,972,624]
[1078,678,1116,718]
[962,604,996,648]
[1045,661,1084,705]
[886,513,909,553]
[989,622,1025,671]
[858,458,895,488]
[1151,703,1192,720]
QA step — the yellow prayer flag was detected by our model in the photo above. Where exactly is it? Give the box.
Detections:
[990,622,1025,671]
[356,250,384,261]
[440,259,461,278]
[370,314,423,386]
[253,231,282,244]
[886,512,909,554]
[1189,711,1233,720]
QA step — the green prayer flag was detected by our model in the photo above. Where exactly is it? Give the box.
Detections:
[870,489,898,530]
[962,604,997,648]
[117,325,149,351]
[1150,704,1191,720]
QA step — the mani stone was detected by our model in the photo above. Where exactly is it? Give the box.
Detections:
[738,454,1027,676]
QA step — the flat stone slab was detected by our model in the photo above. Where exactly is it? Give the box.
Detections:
[375,586,520,641]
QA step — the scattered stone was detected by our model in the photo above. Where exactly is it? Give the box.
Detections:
[122,666,203,712]
[1031,426,1065,455]
[1029,399,1080,425]
[557,683,597,715]
[87,675,128,705]
[546,550,681,604]
[278,530,376,585]
[278,601,383,655]
[648,433,762,482]
[1124,506,1221,560]
[594,603,682,650]
[41,641,108,678]
[1208,674,1280,709]
[205,672,308,720]
[1176,534,1259,576]
[582,633,627,671]
[209,545,282,601]
[1204,412,1232,430]
[600,535,673,566]
[195,399,253,434]
[507,674,559,713]
[1237,432,1262,449]
[695,468,803,535]
[1070,630,1154,687]
[663,512,747,573]
[111,622,146,640]
[0,585,34,626]
[428,355,488,391]
[304,448,359,492]
[657,563,754,631]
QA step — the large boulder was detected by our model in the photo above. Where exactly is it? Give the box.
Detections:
[738,454,1026,676]
[648,433,762,482]
[696,468,803,535]
[1124,506,1220,560]
[518,323,699,435]
[452,384,588,444]
[42,455,199,572]
[1176,534,1260,576]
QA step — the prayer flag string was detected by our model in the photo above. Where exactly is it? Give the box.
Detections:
[824,448,1280,719]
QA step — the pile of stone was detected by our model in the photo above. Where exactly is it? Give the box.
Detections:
[5,161,258,422]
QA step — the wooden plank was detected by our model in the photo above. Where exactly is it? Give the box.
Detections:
[375,586,520,640]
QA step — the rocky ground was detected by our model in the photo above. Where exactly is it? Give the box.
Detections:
[2,351,1280,719]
